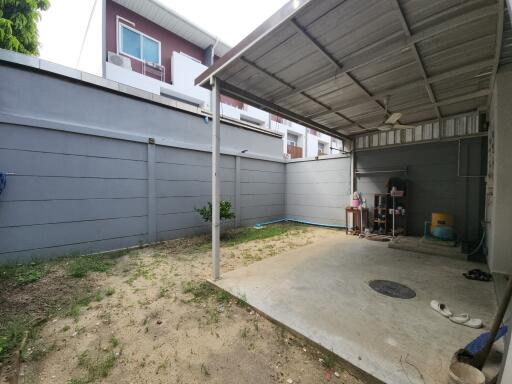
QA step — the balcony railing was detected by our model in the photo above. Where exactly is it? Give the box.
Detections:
[287,145,303,159]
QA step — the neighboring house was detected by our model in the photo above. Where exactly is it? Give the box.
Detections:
[103,0,343,158]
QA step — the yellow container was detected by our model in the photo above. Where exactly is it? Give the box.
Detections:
[431,212,454,233]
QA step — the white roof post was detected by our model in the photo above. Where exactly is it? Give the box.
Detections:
[211,76,221,280]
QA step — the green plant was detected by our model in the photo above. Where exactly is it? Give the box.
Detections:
[67,255,114,278]
[182,281,215,302]
[0,0,50,54]
[0,262,47,286]
[195,200,235,223]
[0,316,27,361]
[74,349,117,382]
[105,287,115,296]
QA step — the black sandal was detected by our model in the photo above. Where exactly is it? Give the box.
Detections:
[463,269,492,282]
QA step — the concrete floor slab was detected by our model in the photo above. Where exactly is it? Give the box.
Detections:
[213,234,499,384]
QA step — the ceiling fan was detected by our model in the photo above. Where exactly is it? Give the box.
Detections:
[375,96,416,132]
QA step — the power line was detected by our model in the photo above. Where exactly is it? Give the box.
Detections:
[76,0,99,68]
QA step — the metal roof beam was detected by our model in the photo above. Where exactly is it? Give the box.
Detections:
[338,90,490,132]
[241,56,362,129]
[307,58,494,120]
[289,18,386,113]
[391,0,441,119]
[289,18,341,68]
[218,81,352,141]
[271,1,498,103]
[487,0,505,109]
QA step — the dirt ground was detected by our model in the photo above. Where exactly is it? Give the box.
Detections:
[4,224,373,384]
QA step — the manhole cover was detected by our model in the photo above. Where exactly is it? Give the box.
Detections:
[369,280,416,299]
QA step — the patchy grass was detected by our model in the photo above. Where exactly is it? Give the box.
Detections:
[67,255,115,278]
[221,223,306,247]
[0,263,48,286]
[182,281,216,302]
[63,289,104,321]
[73,349,118,383]
[161,222,308,255]
[0,315,29,361]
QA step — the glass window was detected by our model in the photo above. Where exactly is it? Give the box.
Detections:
[121,25,141,59]
[142,36,159,63]
[119,24,160,64]
[287,133,299,147]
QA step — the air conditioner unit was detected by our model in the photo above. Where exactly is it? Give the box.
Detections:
[108,51,132,70]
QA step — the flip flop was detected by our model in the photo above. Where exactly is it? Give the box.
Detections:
[430,300,453,318]
[449,313,483,329]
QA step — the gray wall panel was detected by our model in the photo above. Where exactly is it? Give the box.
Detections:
[0,63,361,263]
[355,139,486,243]
[0,123,148,161]
[0,198,147,228]
[0,216,147,254]
[3,177,148,201]
[0,65,283,159]
[238,158,286,225]
[0,235,146,264]
[285,157,351,226]
[0,149,147,179]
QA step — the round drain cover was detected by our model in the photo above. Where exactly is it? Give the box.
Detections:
[369,280,416,299]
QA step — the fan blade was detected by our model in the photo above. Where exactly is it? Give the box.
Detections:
[385,112,402,124]
[393,124,416,129]
[377,125,392,132]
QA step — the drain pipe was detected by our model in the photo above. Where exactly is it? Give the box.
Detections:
[254,218,346,229]
[350,149,355,196]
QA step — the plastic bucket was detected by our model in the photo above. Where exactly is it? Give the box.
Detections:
[431,212,454,233]
[448,362,485,384]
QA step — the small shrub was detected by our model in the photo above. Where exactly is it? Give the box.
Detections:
[195,201,235,222]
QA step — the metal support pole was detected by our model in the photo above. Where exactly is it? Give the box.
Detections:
[211,77,221,280]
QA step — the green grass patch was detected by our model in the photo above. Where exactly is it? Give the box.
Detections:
[0,315,29,361]
[67,255,115,278]
[0,263,47,286]
[221,223,305,247]
[63,289,104,321]
[72,348,118,383]
[182,281,216,302]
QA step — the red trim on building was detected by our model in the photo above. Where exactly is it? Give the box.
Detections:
[105,0,244,110]
[106,0,205,84]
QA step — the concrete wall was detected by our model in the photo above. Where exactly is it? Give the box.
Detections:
[355,139,486,245]
[487,68,512,275]
[0,62,285,263]
[285,156,351,227]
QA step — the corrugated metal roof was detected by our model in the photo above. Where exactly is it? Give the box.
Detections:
[195,0,507,140]
[112,0,231,56]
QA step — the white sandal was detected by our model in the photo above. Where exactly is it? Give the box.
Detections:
[449,313,483,329]
[430,300,453,318]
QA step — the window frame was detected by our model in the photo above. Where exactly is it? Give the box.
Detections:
[287,133,299,147]
[118,21,161,65]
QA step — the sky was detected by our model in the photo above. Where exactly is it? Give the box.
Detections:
[37,0,288,74]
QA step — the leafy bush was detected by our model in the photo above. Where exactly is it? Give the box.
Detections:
[195,201,235,222]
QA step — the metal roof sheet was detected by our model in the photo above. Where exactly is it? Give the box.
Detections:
[195,0,507,140]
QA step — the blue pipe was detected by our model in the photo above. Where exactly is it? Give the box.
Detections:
[254,218,346,229]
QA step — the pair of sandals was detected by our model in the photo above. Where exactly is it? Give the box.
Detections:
[430,300,483,329]
[463,269,492,282]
